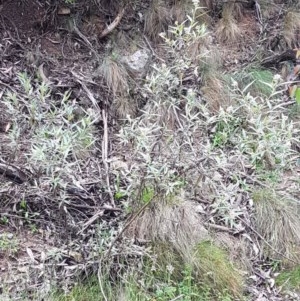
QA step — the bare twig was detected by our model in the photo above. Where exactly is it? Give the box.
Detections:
[102,109,115,207]
[99,7,126,38]
[73,75,101,116]
[98,258,108,301]
[72,20,100,59]
[77,210,105,234]
[204,222,233,233]
[143,35,165,62]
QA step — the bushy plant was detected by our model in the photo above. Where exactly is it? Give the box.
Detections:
[3,72,97,193]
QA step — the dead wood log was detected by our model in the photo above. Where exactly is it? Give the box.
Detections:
[261,49,297,68]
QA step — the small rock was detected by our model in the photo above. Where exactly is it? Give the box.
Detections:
[6,233,13,239]
[121,49,151,77]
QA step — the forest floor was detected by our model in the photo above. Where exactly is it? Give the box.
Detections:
[0,0,299,300]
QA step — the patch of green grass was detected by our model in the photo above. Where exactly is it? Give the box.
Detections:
[47,268,235,301]
[49,277,111,301]
[288,103,300,120]
[193,241,243,298]
[141,186,155,204]
[212,117,241,148]
[276,266,300,290]
[229,68,274,97]
[0,233,19,256]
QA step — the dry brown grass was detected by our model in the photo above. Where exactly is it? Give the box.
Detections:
[185,33,211,62]
[144,0,172,42]
[114,95,137,118]
[171,0,189,24]
[196,46,230,112]
[132,199,209,257]
[201,75,231,112]
[223,1,244,21]
[215,16,241,44]
[214,232,251,271]
[257,0,277,18]
[99,55,136,117]
[171,0,211,25]
[198,0,214,11]
[100,55,129,96]
[128,198,243,296]
[215,2,242,43]
[253,188,300,265]
[282,10,300,48]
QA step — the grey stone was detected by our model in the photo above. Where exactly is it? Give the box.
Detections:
[121,49,151,77]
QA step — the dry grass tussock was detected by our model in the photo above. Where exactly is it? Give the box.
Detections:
[214,232,251,271]
[131,199,209,257]
[100,55,129,96]
[171,0,190,24]
[222,1,244,21]
[128,198,243,296]
[215,17,241,44]
[215,6,241,43]
[186,34,210,62]
[198,0,214,10]
[282,10,300,48]
[198,46,226,112]
[201,75,231,112]
[253,188,300,265]
[100,55,136,117]
[144,0,171,42]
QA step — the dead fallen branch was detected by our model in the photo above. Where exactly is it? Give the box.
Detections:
[99,7,126,39]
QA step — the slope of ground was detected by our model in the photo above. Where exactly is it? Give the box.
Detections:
[0,0,300,300]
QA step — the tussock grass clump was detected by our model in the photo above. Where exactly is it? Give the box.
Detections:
[201,75,231,112]
[100,54,129,96]
[193,241,243,297]
[133,199,209,256]
[171,0,190,24]
[198,49,231,112]
[282,10,300,48]
[131,200,243,298]
[222,1,244,21]
[100,54,136,117]
[198,0,214,11]
[171,0,211,25]
[214,232,251,271]
[253,189,300,264]
[257,0,277,18]
[144,0,171,42]
[215,15,241,43]
[215,1,242,43]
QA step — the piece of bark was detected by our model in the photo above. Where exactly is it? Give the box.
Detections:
[0,163,30,184]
